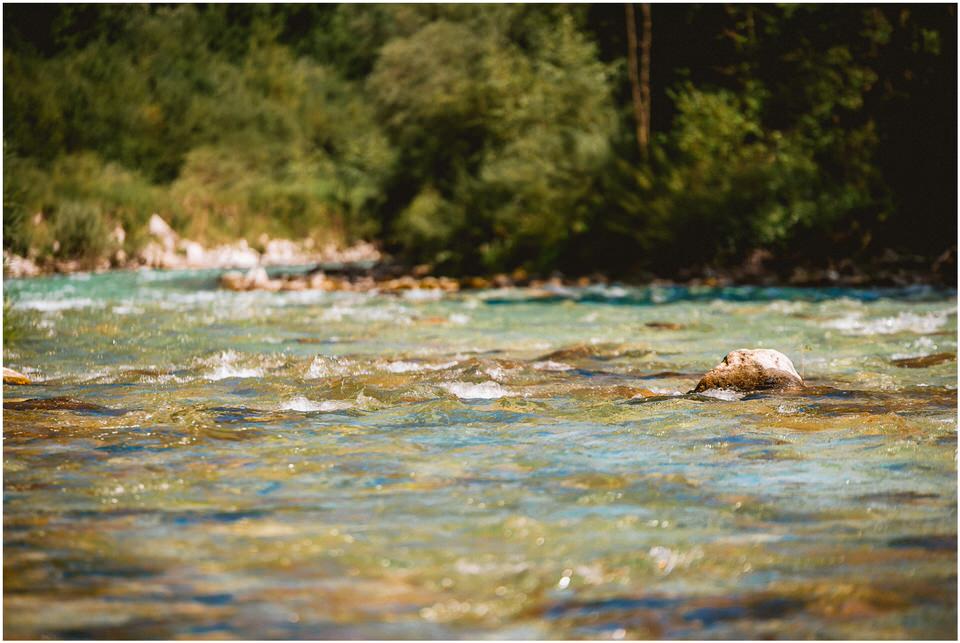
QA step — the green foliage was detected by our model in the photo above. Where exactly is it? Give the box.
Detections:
[3,152,33,256]
[50,201,111,261]
[4,4,394,263]
[171,146,339,244]
[4,153,173,259]
[2,4,954,276]
[367,7,618,272]
[647,85,824,267]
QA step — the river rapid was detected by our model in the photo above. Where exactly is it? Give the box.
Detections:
[3,269,957,639]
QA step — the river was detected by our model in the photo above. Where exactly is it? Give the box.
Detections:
[3,269,957,638]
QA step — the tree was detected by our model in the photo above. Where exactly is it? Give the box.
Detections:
[624,3,651,159]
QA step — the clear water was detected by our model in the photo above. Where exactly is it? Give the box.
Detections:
[3,269,957,639]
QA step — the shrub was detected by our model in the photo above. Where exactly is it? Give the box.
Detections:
[50,201,111,261]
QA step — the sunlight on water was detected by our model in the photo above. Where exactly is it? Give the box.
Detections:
[3,270,957,639]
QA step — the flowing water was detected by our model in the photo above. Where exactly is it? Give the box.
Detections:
[3,269,957,639]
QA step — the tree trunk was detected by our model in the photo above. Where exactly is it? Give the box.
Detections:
[624,4,645,158]
[625,4,652,160]
[639,3,651,157]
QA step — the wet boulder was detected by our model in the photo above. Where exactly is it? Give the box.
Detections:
[3,367,31,385]
[694,349,803,393]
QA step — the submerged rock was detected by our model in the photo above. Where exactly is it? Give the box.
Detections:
[646,321,685,330]
[892,352,956,369]
[3,367,31,385]
[3,396,125,415]
[694,349,803,393]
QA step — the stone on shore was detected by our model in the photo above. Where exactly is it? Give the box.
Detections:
[694,349,803,393]
[220,270,248,291]
[148,213,178,251]
[3,251,41,278]
[220,266,279,291]
[3,367,31,385]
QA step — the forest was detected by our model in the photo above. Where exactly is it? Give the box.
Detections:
[3,4,957,280]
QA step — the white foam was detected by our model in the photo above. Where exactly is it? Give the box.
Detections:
[532,360,573,372]
[355,392,381,408]
[891,336,939,360]
[589,285,627,298]
[306,356,356,378]
[321,304,412,323]
[823,311,950,335]
[206,365,263,381]
[151,373,189,384]
[766,300,805,314]
[698,388,745,401]
[453,558,529,576]
[441,381,513,399]
[204,350,263,381]
[381,360,458,373]
[278,396,352,412]
[166,291,224,306]
[402,289,444,301]
[16,298,98,312]
[76,368,113,382]
[382,360,423,373]
[645,387,683,397]
[112,304,142,315]
[715,533,784,545]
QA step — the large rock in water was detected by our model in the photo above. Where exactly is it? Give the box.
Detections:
[3,367,31,385]
[694,349,803,393]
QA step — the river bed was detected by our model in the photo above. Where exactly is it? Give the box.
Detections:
[3,269,957,639]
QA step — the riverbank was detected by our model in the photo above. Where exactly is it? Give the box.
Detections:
[217,247,958,295]
[4,214,955,291]
[3,214,381,279]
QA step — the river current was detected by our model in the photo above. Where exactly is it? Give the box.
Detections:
[3,269,957,639]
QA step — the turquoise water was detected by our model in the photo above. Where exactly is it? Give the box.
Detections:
[3,269,957,639]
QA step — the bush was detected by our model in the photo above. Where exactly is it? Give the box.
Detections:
[50,201,111,261]
[3,156,33,257]
[3,153,175,260]
[368,9,618,273]
[170,146,349,247]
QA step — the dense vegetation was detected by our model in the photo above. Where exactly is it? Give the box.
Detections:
[4,4,956,278]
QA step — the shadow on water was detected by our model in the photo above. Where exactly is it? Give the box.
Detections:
[542,592,808,637]
[483,284,957,306]
[888,534,957,551]
[625,392,731,405]
[891,352,957,368]
[623,385,958,430]
[750,385,958,415]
